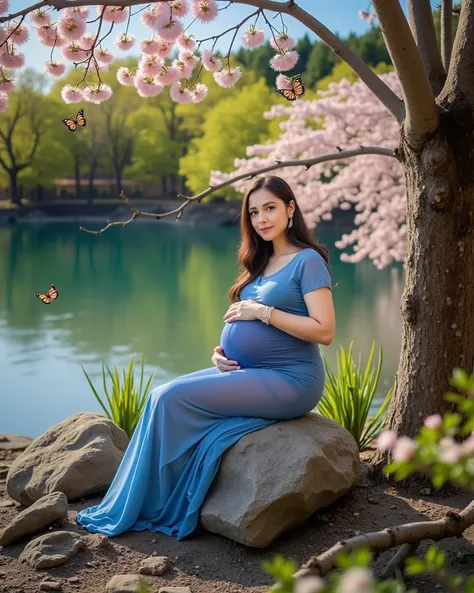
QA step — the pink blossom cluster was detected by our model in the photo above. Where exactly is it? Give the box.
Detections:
[0,1,302,110]
[211,72,405,268]
[378,413,474,465]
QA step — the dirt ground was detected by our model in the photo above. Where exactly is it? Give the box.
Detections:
[1,443,473,593]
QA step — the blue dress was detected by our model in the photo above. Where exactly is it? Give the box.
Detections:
[76,248,332,540]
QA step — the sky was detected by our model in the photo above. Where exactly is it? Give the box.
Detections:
[13,0,441,74]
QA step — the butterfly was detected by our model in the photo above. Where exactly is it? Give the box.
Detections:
[61,108,86,132]
[277,75,305,101]
[35,283,59,305]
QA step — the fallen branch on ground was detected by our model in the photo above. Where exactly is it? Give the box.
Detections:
[291,498,474,581]
[79,146,397,235]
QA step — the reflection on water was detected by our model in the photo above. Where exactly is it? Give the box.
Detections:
[0,222,404,438]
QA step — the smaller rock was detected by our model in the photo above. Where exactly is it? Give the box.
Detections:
[67,577,80,583]
[420,488,431,496]
[139,556,171,576]
[0,492,68,546]
[39,582,62,591]
[106,575,146,593]
[19,531,84,569]
[0,435,32,451]
[82,534,109,549]
[159,588,192,593]
[0,499,15,508]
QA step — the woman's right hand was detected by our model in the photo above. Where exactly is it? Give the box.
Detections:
[211,346,241,373]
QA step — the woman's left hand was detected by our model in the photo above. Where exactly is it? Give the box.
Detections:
[223,299,264,323]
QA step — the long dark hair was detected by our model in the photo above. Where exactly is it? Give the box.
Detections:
[229,175,329,302]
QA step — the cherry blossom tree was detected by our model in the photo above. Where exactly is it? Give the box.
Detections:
[211,71,405,270]
[1,0,473,469]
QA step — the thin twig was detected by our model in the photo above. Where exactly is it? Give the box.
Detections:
[79,146,396,235]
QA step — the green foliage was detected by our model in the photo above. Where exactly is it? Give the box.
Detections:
[317,342,393,451]
[178,78,275,199]
[82,354,154,439]
[384,368,474,490]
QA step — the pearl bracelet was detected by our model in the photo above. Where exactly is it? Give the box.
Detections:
[261,305,275,325]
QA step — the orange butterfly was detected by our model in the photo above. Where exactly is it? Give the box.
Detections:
[35,283,59,305]
[277,75,305,101]
[61,108,86,132]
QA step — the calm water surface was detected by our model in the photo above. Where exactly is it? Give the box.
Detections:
[0,222,404,438]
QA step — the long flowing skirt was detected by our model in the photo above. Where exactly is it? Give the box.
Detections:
[75,366,322,540]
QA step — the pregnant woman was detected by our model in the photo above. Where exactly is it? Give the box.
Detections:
[76,175,336,540]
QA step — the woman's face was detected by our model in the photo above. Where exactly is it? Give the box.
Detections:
[248,188,294,242]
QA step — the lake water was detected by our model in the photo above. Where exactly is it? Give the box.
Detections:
[0,221,404,439]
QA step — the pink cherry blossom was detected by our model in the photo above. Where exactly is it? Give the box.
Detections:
[276,73,291,90]
[191,0,219,23]
[57,16,86,42]
[214,67,242,88]
[7,23,29,45]
[157,19,184,42]
[0,49,25,69]
[155,39,173,58]
[36,25,63,47]
[0,91,8,113]
[212,72,404,267]
[424,414,443,429]
[114,34,136,51]
[0,0,8,15]
[294,576,324,593]
[0,74,15,93]
[177,34,196,51]
[140,38,161,55]
[172,58,194,79]
[201,49,222,72]
[83,83,113,104]
[170,0,189,18]
[66,6,89,20]
[0,27,6,45]
[339,567,374,593]
[79,34,95,51]
[141,5,167,29]
[139,54,162,77]
[156,65,181,86]
[101,6,129,24]
[461,434,474,456]
[61,84,83,103]
[191,83,208,103]
[117,66,136,87]
[29,9,51,26]
[377,430,398,451]
[392,436,418,462]
[179,50,199,71]
[96,48,113,64]
[135,73,163,97]
[270,50,299,72]
[242,26,265,49]
[270,33,296,51]
[44,60,66,76]
[170,81,193,103]
[62,43,88,62]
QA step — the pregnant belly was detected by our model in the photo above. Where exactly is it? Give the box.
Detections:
[220,320,317,369]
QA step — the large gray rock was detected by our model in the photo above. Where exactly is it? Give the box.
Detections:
[0,492,68,546]
[6,413,129,506]
[19,531,84,569]
[200,414,360,547]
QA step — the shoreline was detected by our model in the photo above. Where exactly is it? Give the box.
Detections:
[0,199,355,229]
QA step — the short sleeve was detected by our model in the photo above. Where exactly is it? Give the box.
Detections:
[299,250,332,295]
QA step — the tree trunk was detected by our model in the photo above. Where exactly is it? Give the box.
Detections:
[371,100,474,470]
[87,155,98,205]
[115,167,123,195]
[9,170,21,206]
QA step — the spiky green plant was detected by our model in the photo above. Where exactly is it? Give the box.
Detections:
[317,341,393,451]
[82,354,154,438]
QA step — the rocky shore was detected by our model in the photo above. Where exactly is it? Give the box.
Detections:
[1,421,473,593]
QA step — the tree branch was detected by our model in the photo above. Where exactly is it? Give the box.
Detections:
[371,0,438,150]
[407,0,446,95]
[79,145,397,234]
[1,0,405,124]
[292,498,474,580]
[439,0,474,108]
[236,0,405,123]
[441,0,454,71]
